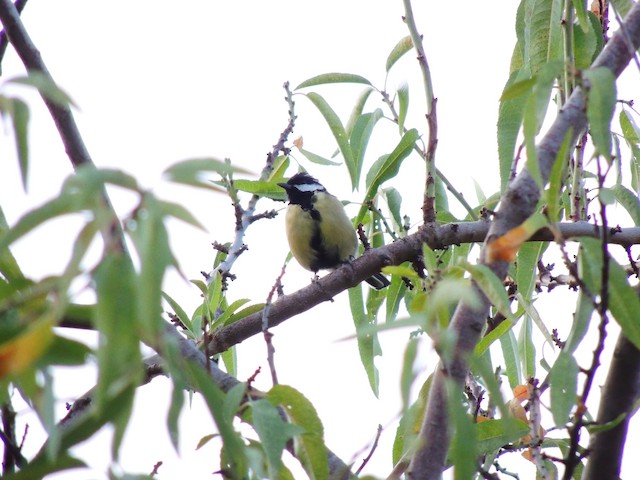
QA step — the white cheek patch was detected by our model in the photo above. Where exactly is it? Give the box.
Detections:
[294,183,324,192]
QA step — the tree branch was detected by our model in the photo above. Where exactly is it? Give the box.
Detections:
[208,221,640,354]
[406,4,640,478]
[582,332,640,479]
[0,0,126,251]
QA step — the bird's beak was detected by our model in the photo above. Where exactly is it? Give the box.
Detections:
[277,182,288,190]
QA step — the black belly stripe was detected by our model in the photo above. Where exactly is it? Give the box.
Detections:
[308,207,340,271]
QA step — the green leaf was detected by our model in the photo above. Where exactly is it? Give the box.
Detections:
[157,200,205,230]
[517,241,546,300]
[163,292,195,335]
[584,67,616,161]
[550,351,578,427]
[39,334,91,367]
[572,0,590,32]
[234,179,287,199]
[386,36,413,72]
[610,184,640,225]
[608,259,640,349]
[448,381,476,478]
[348,284,380,396]
[297,148,341,166]
[186,362,248,476]
[519,315,536,379]
[564,290,594,353]
[500,330,522,389]
[397,83,409,133]
[130,194,175,339]
[266,385,328,480]
[522,0,563,74]
[475,318,515,356]
[344,88,375,137]
[252,399,304,475]
[350,109,384,189]
[7,97,30,191]
[305,92,356,186]
[498,68,530,192]
[462,262,513,320]
[383,187,403,231]
[357,129,419,223]
[9,72,77,108]
[546,128,573,222]
[400,339,419,411]
[93,253,142,457]
[475,418,529,454]
[295,73,372,89]
[163,158,247,191]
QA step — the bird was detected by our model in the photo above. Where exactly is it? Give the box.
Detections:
[278,172,391,290]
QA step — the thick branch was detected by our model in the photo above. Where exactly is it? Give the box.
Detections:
[407,4,640,478]
[209,221,640,354]
[582,333,640,480]
[0,0,126,251]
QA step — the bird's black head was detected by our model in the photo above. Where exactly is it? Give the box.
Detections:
[278,172,326,208]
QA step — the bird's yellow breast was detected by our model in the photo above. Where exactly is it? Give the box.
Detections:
[285,192,358,272]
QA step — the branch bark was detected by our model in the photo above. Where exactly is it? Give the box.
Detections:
[582,332,640,480]
[209,221,640,354]
[406,4,640,478]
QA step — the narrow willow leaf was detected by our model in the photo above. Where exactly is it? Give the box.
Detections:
[385,275,406,324]
[550,351,578,427]
[234,179,287,199]
[620,108,640,144]
[9,73,77,107]
[611,184,640,225]
[383,186,403,231]
[519,315,536,378]
[305,92,356,186]
[475,418,529,454]
[163,292,195,334]
[397,83,409,133]
[608,259,640,349]
[386,36,413,72]
[298,148,341,166]
[584,67,616,161]
[266,385,328,480]
[295,73,372,89]
[400,339,419,411]
[497,68,531,192]
[349,284,379,396]
[564,290,594,353]
[475,319,515,356]
[158,200,205,229]
[350,109,384,189]
[447,381,476,479]
[7,97,30,191]
[186,363,248,476]
[578,237,603,293]
[522,0,562,74]
[163,158,247,191]
[611,0,634,17]
[574,13,601,69]
[517,241,546,300]
[251,399,304,475]
[546,128,573,222]
[500,330,522,389]
[344,87,375,137]
[463,262,513,321]
[572,0,590,32]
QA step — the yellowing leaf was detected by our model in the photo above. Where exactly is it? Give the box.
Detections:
[486,214,548,263]
[0,321,53,379]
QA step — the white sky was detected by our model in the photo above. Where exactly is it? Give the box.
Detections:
[1,1,638,479]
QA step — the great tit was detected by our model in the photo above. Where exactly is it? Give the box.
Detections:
[278,172,390,290]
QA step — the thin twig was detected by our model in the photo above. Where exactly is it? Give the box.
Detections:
[0,0,27,73]
[355,424,383,475]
